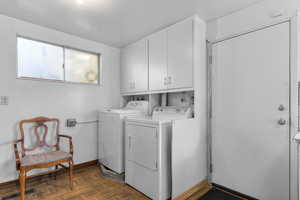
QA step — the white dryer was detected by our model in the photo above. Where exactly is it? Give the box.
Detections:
[98,101,148,174]
[125,106,192,200]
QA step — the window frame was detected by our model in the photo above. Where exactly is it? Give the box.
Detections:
[16,36,102,86]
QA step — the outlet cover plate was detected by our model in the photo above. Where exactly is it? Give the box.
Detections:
[0,96,8,105]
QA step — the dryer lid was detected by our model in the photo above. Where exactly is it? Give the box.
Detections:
[125,101,149,112]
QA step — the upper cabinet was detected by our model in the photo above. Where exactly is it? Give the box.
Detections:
[121,39,148,93]
[167,19,193,89]
[121,17,200,94]
[148,31,168,91]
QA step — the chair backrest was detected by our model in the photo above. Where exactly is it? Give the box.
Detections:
[19,117,60,157]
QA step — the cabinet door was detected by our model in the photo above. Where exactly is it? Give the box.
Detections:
[120,48,132,93]
[149,31,168,91]
[167,19,193,89]
[127,124,158,170]
[121,39,148,93]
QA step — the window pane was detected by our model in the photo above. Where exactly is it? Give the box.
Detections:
[17,37,64,80]
[65,49,99,84]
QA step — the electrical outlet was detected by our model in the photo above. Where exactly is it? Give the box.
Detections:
[0,96,8,105]
[66,119,77,127]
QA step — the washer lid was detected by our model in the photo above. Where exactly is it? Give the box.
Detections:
[125,101,149,113]
[125,116,169,125]
[103,109,143,114]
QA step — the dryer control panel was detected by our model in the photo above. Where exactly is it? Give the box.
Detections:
[152,106,192,120]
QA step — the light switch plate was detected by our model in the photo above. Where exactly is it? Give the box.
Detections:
[0,96,8,105]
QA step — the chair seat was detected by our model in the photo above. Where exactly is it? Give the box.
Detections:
[21,151,72,167]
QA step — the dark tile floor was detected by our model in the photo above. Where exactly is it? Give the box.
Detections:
[199,188,242,200]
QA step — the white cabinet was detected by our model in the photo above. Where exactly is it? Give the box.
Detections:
[149,31,168,91]
[167,19,193,89]
[121,39,148,93]
[121,17,196,94]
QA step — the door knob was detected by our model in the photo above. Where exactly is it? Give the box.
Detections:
[278,104,285,111]
[278,118,287,125]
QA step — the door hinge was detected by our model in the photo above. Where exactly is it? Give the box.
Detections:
[210,164,213,173]
[155,161,158,169]
[208,55,213,65]
[298,82,300,105]
[209,104,212,119]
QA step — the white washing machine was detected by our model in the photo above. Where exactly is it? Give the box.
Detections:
[98,101,149,174]
[125,106,192,200]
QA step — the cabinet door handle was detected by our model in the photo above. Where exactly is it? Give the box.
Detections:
[129,136,132,149]
[164,77,168,85]
[129,82,135,89]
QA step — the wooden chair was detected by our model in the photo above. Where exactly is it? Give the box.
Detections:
[14,117,74,200]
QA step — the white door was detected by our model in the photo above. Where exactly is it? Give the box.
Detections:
[121,39,148,93]
[167,19,193,89]
[211,22,290,200]
[149,31,168,91]
[127,124,158,170]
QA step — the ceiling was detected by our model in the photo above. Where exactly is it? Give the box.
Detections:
[0,0,263,47]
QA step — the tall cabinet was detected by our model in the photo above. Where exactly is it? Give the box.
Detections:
[167,19,193,89]
[121,39,148,93]
[148,31,168,91]
[121,17,195,94]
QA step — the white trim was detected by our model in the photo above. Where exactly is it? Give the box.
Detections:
[210,17,291,44]
[121,88,194,96]
[206,40,213,183]
[16,77,101,87]
[289,12,299,200]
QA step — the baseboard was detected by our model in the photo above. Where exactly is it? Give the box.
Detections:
[74,160,98,169]
[0,160,98,187]
[172,180,212,200]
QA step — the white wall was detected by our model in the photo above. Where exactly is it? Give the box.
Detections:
[207,0,300,41]
[0,14,120,183]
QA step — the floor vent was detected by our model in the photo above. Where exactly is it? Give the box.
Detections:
[99,164,125,183]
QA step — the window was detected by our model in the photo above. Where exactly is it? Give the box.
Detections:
[18,37,64,81]
[17,37,100,84]
[65,49,99,84]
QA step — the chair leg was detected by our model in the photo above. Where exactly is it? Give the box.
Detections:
[69,160,74,190]
[19,168,26,200]
[55,165,58,180]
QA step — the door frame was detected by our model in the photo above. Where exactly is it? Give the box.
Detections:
[207,13,300,200]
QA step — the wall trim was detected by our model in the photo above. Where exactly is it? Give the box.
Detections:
[172,180,211,200]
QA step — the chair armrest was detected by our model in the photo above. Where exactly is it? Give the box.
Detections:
[58,134,73,155]
[13,139,22,170]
